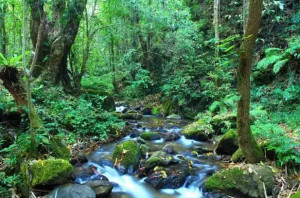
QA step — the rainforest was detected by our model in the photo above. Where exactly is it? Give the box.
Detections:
[0,0,299,197]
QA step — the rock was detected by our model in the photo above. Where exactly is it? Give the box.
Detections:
[116,106,128,113]
[102,96,116,112]
[215,129,239,155]
[28,159,73,187]
[85,180,113,197]
[112,140,141,169]
[195,147,212,154]
[162,144,177,154]
[144,162,190,189]
[204,164,276,198]
[43,184,96,198]
[165,132,180,141]
[140,132,161,141]
[291,191,300,198]
[136,137,146,144]
[116,110,143,120]
[144,151,175,169]
[182,119,213,141]
[139,144,150,157]
[129,129,140,138]
[46,139,71,160]
[166,114,181,120]
[212,113,236,134]
[142,107,152,115]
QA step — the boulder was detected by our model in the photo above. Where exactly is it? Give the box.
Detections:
[85,180,113,197]
[165,132,180,142]
[129,129,140,138]
[215,129,239,155]
[144,151,175,170]
[140,132,161,141]
[102,96,115,112]
[43,184,96,198]
[116,110,143,120]
[70,153,88,166]
[204,164,276,198]
[112,141,141,169]
[182,119,214,141]
[144,162,190,189]
[162,144,177,154]
[28,159,73,187]
[166,114,181,120]
[212,113,236,134]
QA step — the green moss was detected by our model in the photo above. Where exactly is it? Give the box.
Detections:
[31,159,73,186]
[112,140,140,168]
[140,132,160,141]
[140,145,149,156]
[182,119,213,141]
[163,100,173,116]
[222,129,237,139]
[204,167,244,191]
[291,191,300,198]
[231,148,244,162]
[49,139,71,160]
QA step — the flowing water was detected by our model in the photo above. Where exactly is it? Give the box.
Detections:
[73,114,227,198]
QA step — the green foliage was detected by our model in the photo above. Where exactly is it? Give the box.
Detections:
[0,52,23,67]
[257,37,300,73]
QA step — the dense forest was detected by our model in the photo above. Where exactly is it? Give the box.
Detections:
[0,0,299,197]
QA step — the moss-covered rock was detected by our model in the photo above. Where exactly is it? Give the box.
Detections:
[116,110,143,120]
[210,113,237,135]
[112,140,141,168]
[166,114,181,120]
[291,191,300,198]
[29,159,73,186]
[231,140,276,163]
[215,129,239,155]
[48,139,71,160]
[140,132,161,141]
[231,148,245,163]
[204,164,276,198]
[182,119,213,141]
[144,151,175,169]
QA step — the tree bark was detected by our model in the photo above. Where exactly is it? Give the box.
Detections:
[237,0,265,163]
[213,0,220,60]
[28,0,87,91]
[0,1,7,56]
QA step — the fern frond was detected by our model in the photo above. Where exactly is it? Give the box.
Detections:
[273,59,289,73]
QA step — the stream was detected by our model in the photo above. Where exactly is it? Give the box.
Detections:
[73,113,227,198]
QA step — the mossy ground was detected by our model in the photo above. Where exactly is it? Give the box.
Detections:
[204,167,244,191]
[30,159,73,186]
[112,140,140,168]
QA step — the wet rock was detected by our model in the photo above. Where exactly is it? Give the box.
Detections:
[182,119,214,141]
[166,114,182,120]
[25,159,73,187]
[43,184,96,198]
[139,144,150,157]
[85,180,113,197]
[204,164,276,198]
[112,140,141,169]
[144,151,176,169]
[129,129,140,138]
[195,147,213,154]
[115,106,128,113]
[142,107,152,115]
[215,129,239,155]
[140,132,161,141]
[116,110,143,120]
[136,137,146,144]
[145,163,190,189]
[165,132,180,141]
[162,144,177,154]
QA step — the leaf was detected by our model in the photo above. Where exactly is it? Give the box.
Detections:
[273,59,289,73]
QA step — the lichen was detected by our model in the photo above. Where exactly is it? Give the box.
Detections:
[31,159,73,186]
[204,167,244,191]
[112,140,140,168]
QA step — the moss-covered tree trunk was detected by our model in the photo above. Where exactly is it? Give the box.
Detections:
[237,0,265,163]
[28,0,87,91]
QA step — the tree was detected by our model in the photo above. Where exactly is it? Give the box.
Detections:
[237,0,265,163]
[213,0,220,60]
[28,0,87,90]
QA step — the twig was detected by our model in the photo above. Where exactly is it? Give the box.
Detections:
[263,182,268,198]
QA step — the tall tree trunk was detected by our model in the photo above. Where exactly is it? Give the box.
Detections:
[243,0,249,34]
[237,0,265,163]
[0,1,7,56]
[213,0,220,60]
[28,0,87,91]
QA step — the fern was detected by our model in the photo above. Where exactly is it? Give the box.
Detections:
[273,59,289,73]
